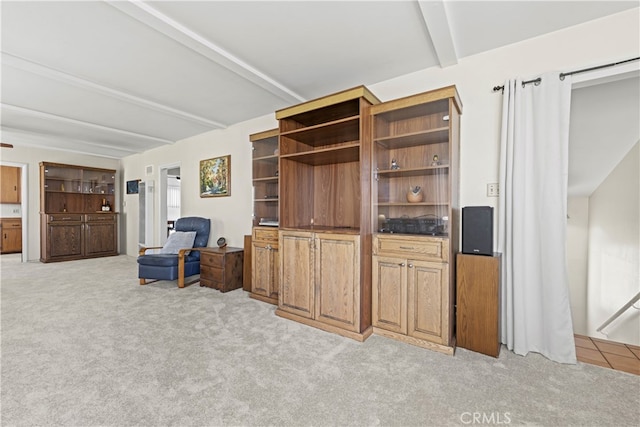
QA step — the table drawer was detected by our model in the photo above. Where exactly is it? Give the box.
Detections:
[48,214,83,223]
[200,252,224,268]
[86,213,116,222]
[201,266,223,283]
[0,218,21,228]
[253,227,278,242]
[374,235,448,262]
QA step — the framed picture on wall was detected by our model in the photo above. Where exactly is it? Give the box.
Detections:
[200,155,231,197]
[126,179,140,194]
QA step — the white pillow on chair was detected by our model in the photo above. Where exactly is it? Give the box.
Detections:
[159,231,197,255]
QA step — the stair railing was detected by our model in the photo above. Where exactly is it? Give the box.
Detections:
[596,291,640,336]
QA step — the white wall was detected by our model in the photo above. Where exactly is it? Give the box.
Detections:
[120,113,277,255]
[587,142,639,345]
[0,146,120,261]
[567,197,590,335]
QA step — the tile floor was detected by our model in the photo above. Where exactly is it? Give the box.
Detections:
[575,334,640,375]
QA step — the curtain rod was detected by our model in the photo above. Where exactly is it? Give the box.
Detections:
[492,56,640,92]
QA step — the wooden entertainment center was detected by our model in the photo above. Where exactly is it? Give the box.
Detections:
[250,85,462,353]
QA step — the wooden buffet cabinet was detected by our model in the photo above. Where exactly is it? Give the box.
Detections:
[249,85,462,352]
[40,162,118,262]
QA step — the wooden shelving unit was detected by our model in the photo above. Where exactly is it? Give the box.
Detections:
[250,129,280,305]
[370,86,462,354]
[275,86,380,341]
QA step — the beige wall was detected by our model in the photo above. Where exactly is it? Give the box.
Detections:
[587,142,639,345]
[119,113,277,255]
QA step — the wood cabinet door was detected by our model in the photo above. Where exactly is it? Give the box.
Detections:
[372,255,407,334]
[48,223,83,259]
[271,247,280,300]
[0,166,21,203]
[84,221,117,256]
[252,241,275,298]
[279,231,314,318]
[314,233,360,332]
[407,260,448,343]
[2,228,22,253]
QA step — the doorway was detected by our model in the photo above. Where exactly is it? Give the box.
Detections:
[159,163,181,245]
[567,70,639,347]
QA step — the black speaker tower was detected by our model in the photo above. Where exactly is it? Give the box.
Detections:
[462,206,493,256]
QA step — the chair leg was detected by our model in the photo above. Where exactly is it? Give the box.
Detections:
[140,278,146,285]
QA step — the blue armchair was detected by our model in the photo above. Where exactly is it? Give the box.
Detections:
[138,217,211,288]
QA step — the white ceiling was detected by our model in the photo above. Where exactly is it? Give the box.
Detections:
[1,1,638,160]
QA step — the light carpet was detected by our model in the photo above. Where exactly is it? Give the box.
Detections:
[1,255,638,426]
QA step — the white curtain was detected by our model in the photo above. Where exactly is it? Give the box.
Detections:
[497,72,577,364]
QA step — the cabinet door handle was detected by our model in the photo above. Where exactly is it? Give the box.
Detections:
[408,264,414,268]
[400,246,414,250]
[399,263,406,267]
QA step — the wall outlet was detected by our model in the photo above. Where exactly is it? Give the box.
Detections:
[487,183,499,197]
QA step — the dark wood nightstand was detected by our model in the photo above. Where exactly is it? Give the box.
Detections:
[199,247,244,292]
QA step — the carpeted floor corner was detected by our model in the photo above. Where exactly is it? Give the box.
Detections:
[1,255,638,426]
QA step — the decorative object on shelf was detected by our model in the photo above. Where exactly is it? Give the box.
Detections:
[274,148,280,156]
[217,237,227,248]
[406,185,424,203]
[200,155,231,198]
[431,155,441,166]
[390,159,400,170]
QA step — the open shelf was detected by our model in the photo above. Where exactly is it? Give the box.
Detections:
[280,143,360,166]
[281,116,360,147]
[376,165,449,178]
[253,176,279,183]
[374,127,449,149]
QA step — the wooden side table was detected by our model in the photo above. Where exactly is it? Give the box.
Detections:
[199,247,244,292]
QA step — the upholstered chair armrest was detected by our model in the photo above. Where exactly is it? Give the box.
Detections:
[177,247,202,288]
[139,246,163,256]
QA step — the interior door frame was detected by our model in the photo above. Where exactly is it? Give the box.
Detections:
[158,162,181,245]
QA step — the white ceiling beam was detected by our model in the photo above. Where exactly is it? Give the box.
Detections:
[417,0,458,68]
[1,103,175,146]
[1,52,226,129]
[107,0,305,104]
[0,127,137,159]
